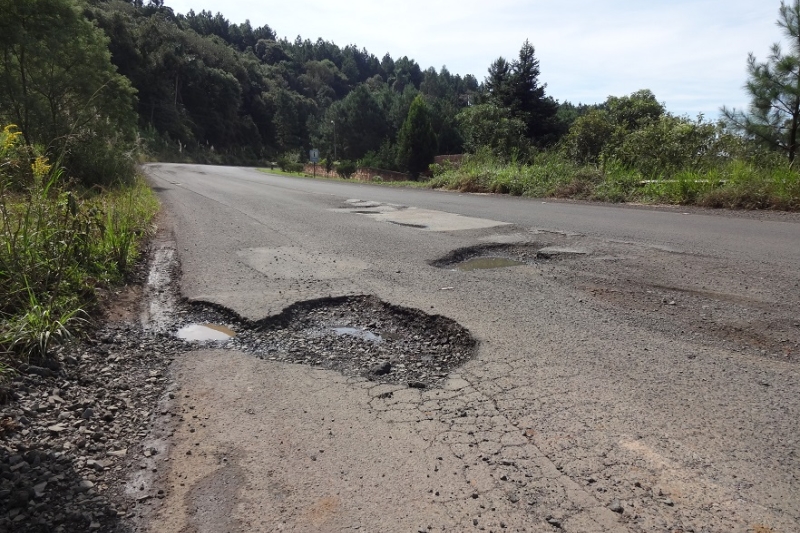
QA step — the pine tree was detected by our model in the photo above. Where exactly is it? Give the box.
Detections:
[510,40,558,142]
[722,0,800,162]
[396,95,437,176]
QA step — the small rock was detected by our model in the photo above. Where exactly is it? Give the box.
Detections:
[545,516,562,528]
[33,482,47,498]
[609,499,623,513]
[371,361,392,376]
[76,479,94,492]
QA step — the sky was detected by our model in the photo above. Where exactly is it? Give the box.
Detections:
[164,0,783,118]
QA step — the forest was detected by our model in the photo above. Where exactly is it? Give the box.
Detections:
[0,0,605,178]
[3,0,799,202]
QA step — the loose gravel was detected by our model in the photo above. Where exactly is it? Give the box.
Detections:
[0,325,188,533]
[178,295,477,389]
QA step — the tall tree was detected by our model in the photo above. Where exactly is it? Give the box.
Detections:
[483,41,558,145]
[509,40,558,142]
[722,0,800,162]
[396,95,437,175]
[485,57,513,108]
[0,0,137,184]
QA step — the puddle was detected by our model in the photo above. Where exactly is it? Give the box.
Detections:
[332,327,382,343]
[454,257,525,271]
[176,324,236,342]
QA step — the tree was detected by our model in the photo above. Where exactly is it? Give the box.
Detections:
[606,89,664,132]
[0,0,137,183]
[483,41,558,144]
[485,57,513,107]
[323,85,389,160]
[562,109,615,164]
[457,103,528,159]
[510,40,557,140]
[722,0,800,162]
[396,95,437,175]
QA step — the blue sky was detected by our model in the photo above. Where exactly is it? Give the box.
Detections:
[165,0,782,118]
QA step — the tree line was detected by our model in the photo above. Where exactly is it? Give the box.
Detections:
[0,0,587,182]
[1,0,799,186]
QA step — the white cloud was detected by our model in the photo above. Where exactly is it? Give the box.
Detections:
[164,0,782,116]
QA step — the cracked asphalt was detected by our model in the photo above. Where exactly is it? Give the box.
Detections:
[140,163,800,533]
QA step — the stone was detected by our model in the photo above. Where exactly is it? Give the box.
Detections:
[546,516,562,528]
[33,482,47,498]
[76,480,94,492]
[371,361,392,376]
[609,499,623,513]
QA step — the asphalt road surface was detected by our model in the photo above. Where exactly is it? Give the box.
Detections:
[142,163,800,533]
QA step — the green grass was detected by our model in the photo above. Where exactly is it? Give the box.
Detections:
[0,172,158,365]
[428,151,800,210]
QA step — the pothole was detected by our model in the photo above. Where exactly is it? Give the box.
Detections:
[455,257,525,271]
[140,247,476,388]
[171,296,476,389]
[431,243,586,270]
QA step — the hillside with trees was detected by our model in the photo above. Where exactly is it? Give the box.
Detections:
[72,1,578,175]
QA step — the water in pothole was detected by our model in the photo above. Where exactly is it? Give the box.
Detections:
[332,327,382,342]
[454,257,525,271]
[176,323,236,342]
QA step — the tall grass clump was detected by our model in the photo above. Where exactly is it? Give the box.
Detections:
[0,125,158,368]
[430,149,588,197]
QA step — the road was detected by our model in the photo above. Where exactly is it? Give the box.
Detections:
[142,163,800,533]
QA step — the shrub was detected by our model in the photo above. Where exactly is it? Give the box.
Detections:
[1,126,158,361]
[336,160,357,178]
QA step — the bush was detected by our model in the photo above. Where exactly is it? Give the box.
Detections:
[277,156,304,173]
[1,126,158,361]
[336,160,357,178]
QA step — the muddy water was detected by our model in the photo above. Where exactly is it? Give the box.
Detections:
[455,257,525,271]
[176,324,236,342]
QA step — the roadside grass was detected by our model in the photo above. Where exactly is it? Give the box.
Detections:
[1,126,158,372]
[428,151,800,210]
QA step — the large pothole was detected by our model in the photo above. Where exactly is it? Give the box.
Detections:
[176,296,476,388]
[143,243,477,389]
[430,243,586,270]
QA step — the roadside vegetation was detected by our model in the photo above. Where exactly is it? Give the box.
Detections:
[0,0,158,374]
[0,126,158,371]
[426,2,800,209]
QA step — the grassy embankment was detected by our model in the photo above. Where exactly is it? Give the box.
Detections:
[0,125,158,377]
[427,151,800,210]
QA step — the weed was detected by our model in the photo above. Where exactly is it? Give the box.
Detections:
[0,125,158,364]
